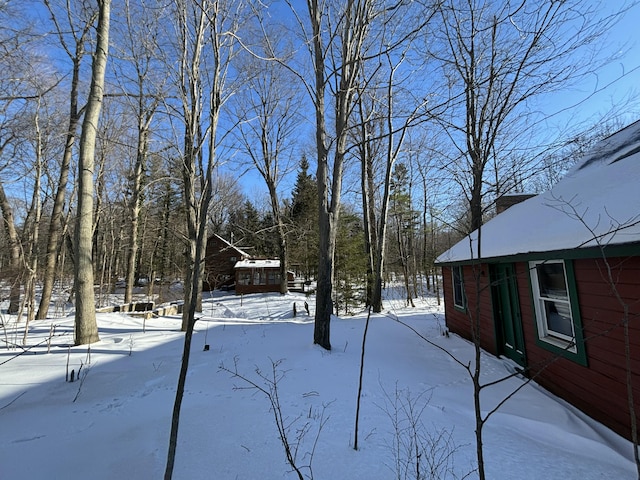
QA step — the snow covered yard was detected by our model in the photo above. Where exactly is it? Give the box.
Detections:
[0,291,635,479]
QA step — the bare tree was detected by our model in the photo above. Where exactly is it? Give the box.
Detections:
[207,171,244,233]
[110,0,166,304]
[73,0,111,345]
[37,0,99,320]
[164,0,243,477]
[368,44,432,313]
[287,0,374,349]
[0,181,21,314]
[232,24,300,294]
[0,5,44,315]
[432,0,622,234]
[22,93,47,343]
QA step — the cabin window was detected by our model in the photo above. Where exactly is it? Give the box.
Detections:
[529,260,586,365]
[267,270,280,284]
[452,265,466,310]
[253,269,266,285]
[238,271,251,285]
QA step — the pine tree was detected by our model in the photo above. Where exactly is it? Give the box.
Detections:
[389,163,419,307]
[289,156,319,280]
[334,211,367,315]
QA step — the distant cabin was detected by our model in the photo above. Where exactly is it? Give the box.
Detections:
[203,234,251,290]
[436,119,640,442]
[234,259,294,295]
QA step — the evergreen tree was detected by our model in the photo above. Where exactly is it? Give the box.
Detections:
[334,211,367,315]
[289,156,319,280]
[389,163,419,306]
[259,211,279,258]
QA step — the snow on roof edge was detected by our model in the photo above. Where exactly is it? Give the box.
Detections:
[436,120,640,264]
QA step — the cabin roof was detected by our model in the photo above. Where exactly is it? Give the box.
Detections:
[234,259,280,269]
[437,120,640,264]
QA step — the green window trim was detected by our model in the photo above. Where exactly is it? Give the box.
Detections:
[452,265,467,312]
[528,259,588,366]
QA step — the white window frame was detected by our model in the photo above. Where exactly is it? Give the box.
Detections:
[253,268,266,285]
[529,260,577,352]
[452,265,465,310]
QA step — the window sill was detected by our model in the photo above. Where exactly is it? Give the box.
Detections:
[453,303,466,313]
[535,334,587,366]
[539,334,577,354]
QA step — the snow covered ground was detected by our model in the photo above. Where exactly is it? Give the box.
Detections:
[0,290,635,479]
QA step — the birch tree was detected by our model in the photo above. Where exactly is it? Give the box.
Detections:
[37,0,99,320]
[73,0,111,345]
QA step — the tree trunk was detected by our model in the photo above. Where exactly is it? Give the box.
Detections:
[308,0,368,349]
[73,0,110,345]
[23,106,44,344]
[37,0,95,321]
[180,175,199,331]
[360,132,377,308]
[277,222,288,295]
[265,181,288,295]
[36,103,79,320]
[0,181,22,314]
[314,203,333,350]
[469,160,484,234]
[124,123,148,304]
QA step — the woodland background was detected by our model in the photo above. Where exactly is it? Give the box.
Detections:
[0,0,639,342]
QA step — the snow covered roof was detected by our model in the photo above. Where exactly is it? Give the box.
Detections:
[234,259,280,269]
[436,120,640,264]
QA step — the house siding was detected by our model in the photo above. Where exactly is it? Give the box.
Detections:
[235,268,293,295]
[443,255,640,441]
[442,264,498,355]
[203,235,249,290]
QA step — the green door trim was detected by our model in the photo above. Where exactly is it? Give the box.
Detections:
[490,263,527,367]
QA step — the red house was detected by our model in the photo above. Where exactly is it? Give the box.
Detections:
[203,234,251,290]
[436,120,640,441]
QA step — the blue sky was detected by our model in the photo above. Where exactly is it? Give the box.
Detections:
[239,1,640,204]
[536,1,640,129]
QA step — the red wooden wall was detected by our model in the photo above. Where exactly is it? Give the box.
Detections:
[442,265,498,356]
[443,256,640,441]
[203,236,247,290]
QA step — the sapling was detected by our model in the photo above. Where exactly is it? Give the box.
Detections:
[377,383,470,480]
[220,357,329,480]
[47,323,55,354]
[73,361,91,403]
[66,346,70,382]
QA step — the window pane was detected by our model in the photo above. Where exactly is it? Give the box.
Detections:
[536,263,568,300]
[267,271,280,284]
[543,299,574,337]
[453,266,464,307]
